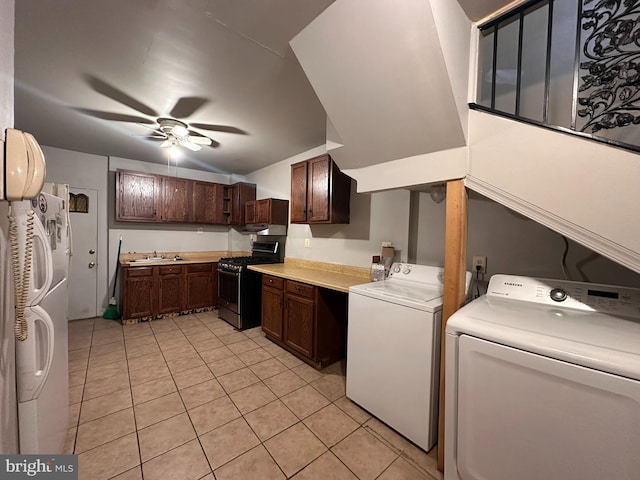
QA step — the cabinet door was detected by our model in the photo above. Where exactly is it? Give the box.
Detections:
[193,181,224,224]
[185,264,215,309]
[116,170,161,222]
[284,294,315,358]
[162,177,191,222]
[290,161,308,223]
[158,266,184,314]
[307,156,331,222]
[256,199,271,223]
[262,285,283,340]
[245,200,257,224]
[230,182,257,225]
[122,267,155,319]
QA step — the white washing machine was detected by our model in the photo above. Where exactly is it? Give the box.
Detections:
[347,263,470,451]
[445,274,640,480]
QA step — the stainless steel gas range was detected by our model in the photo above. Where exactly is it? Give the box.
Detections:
[217,240,284,329]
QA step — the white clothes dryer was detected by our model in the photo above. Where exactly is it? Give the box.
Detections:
[445,274,640,480]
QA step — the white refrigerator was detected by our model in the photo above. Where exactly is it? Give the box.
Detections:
[0,184,70,454]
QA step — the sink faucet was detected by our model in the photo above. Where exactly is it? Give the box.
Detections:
[153,250,157,257]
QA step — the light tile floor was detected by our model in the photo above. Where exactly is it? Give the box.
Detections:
[65,312,443,480]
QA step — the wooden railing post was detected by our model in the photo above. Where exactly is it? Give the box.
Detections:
[437,179,468,472]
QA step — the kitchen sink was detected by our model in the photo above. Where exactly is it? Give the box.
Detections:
[128,257,166,263]
[128,256,184,263]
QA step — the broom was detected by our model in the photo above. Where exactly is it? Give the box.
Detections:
[103,235,122,320]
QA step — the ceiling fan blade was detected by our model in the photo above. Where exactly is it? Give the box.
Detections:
[85,74,158,117]
[159,139,173,148]
[187,135,212,145]
[180,140,201,152]
[190,123,248,135]
[74,108,155,124]
[170,97,209,119]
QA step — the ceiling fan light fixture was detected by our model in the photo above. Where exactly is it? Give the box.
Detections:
[168,145,182,160]
[172,125,189,137]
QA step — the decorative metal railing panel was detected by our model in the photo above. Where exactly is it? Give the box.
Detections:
[474,0,640,153]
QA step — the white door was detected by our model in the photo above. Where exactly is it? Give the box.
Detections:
[68,188,98,320]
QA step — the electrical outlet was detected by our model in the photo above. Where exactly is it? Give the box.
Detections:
[304,238,310,248]
[473,256,487,274]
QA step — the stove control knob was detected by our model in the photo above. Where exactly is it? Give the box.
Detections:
[402,266,411,274]
[550,288,567,302]
[393,265,401,273]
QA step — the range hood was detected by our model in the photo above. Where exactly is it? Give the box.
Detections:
[237,223,288,236]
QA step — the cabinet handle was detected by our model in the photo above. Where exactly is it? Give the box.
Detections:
[269,279,273,283]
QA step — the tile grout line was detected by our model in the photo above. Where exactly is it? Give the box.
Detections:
[71,314,427,480]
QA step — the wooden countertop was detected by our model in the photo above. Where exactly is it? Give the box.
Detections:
[248,258,370,293]
[119,250,251,267]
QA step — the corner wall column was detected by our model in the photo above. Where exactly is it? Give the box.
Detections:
[437,179,468,471]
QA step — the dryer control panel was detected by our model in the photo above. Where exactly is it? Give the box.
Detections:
[487,275,640,317]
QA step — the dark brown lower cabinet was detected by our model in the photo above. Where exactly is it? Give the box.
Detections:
[122,262,217,322]
[122,267,155,319]
[262,275,284,340]
[158,265,184,315]
[185,263,216,310]
[261,275,347,369]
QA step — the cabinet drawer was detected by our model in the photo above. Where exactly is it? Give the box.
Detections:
[126,267,153,277]
[187,263,213,273]
[263,275,284,290]
[286,280,315,299]
[159,265,183,275]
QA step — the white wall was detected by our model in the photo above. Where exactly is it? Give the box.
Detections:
[344,147,467,193]
[245,146,411,267]
[42,146,110,315]
[291,0,467,171]
[467,110,640,274]
[414,191,640,290]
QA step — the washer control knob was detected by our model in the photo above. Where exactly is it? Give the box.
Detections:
[550,288,568,302]
[393,264,401,273]
[402,266,411,274]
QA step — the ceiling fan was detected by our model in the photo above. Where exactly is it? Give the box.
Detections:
[74,75,248,152]
[146,118,214,152]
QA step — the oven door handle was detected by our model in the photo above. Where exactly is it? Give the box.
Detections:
[218,270,240,278]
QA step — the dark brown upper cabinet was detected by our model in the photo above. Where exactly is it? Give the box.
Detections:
[290,154,351,224]
[245,198,289,225]
[116,169,161,222]
[162,177,191,222]
[224,182,256,226]
[116,169,255,226]
[192,181,224,224]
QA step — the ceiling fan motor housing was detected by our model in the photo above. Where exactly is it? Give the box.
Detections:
[158,118,189,138]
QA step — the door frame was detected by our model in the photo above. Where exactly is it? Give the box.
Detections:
[70,185,108,318]
[68,187,100,320]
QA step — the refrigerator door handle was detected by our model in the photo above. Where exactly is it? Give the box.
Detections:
[16,306,55,401]
[28,213,53,305]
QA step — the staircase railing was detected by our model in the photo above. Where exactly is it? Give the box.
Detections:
[471,0,640,154]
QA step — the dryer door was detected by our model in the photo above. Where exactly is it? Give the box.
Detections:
[454,335,640,480]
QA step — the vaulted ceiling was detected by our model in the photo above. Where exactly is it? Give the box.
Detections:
[13,0,515,175]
